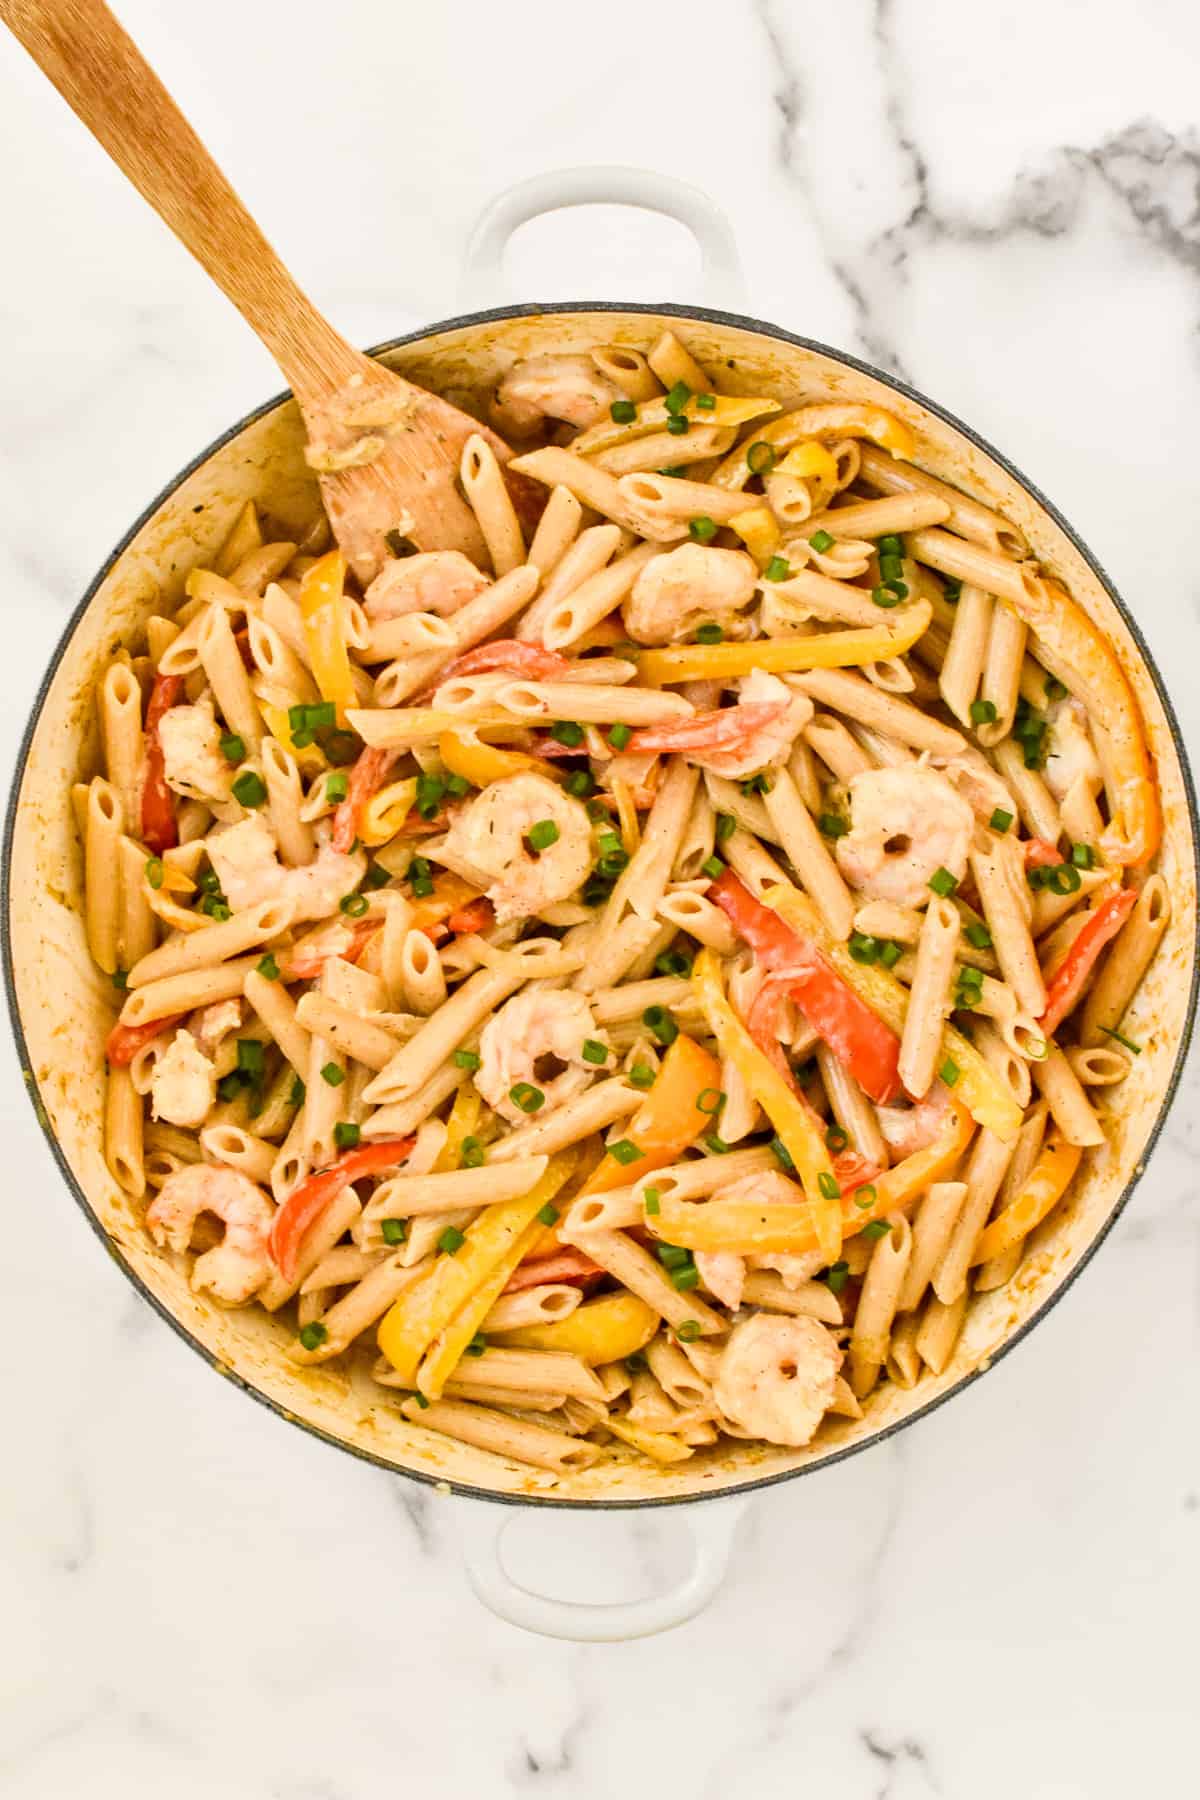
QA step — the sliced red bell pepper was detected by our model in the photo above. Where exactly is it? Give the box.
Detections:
[280,918,380,981]
[627,702,786,756]
[331,746,398,853]
[439,639,572,683]
[1024,838,1062,870]
[1039,888,1137,1036]
[444,896,494,936]
[141,673,183,854]
[106,1012,187,1065]
[711,870,903,1105]
[268,1137,415,1281]
[501,1247,605,1293]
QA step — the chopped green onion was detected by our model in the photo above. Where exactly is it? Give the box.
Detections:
[696,392,717,411]
[943,577,963,602]
[939,1058,960,1087]
[145,857,165,890]
[1047,863,1082,894]
[608,723,632,751]
[824,1261,850,1295]
[322,730,359,767]
[666,414,690,435]
[697,1087,725,1116]
[808,530,835,554]
[818,813,848,838]
[664,381,692,415]
[537,1202,560,1227]
[672,1264,700,1291]
[1099,1026,1142,1055]
[741,772,770,795]
[464,1333,488,1357]
[764,555,792,581]
[201,896,231,921]
[929,867,958,898]
[415,772,445,819]
[320,1062,345,1087]
[453,1048,481,1070]
[306,702,337,730]
[1072,843,1095,869]
[581,1038,610,1065]
[701,855,725,880]
[642,1006,678,1047]
[769,1135,796,1172]
[219,733,245,764]
[989,808,1013,834]
[688,516,718,544]
[384,529,415,558]
[608,1138,644,1166]
[879,553,904,583]
[704,1133,732,1155]
[444,773,470,800]
[461,1136,485,1168]
[565,771,594,797]
[628,1062,656,1090]
[232,770,267,808]
[340,892,369,917]
[694,622,724,643]
[411,1391,430,1408]
[289,1075,306,1107]
[298,1322,328,1351]
[197,869,221,894]
[237,1039,265,1079]
[655,949,693,979]
[380,1219,407,1246]
[643,1187,661,1216]
[509,1082,545,1114]
[716,811,736,843]
[879,940,904,969]
[657,1244,690,1270]
[597,849,629,878]
[409,857,434,899]
[111,969,128,991]
[334,1121,361,1150]
[746,441,776,475]
[1045,677,1068,702]
[325,773,349,803]
[862,1219,893,1241]
[886,579,910,599]
[438,1226,466,1255]
[969,699,998,725]
[817,1171,841,1200]
[551,719,584,747]
[825,1124,849,1153]
[527,818,560,853]
[872,585,901,609]
[964,921,993,950]
[658,465,687,477]
[610,399,637,424]
[675,1320,701,1342]
[854,1185,877,1209]
[364,862,391,890]
[216,1072,243,1103]
[849,932,880,965]
[878,535,902,555]
[251,951,278,982]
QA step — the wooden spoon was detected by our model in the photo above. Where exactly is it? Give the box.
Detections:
[1,0,519,582]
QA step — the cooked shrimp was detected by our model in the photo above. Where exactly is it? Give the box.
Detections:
[696,1170,815,1310]
[476,988,609,1124]
[629,670,813,779]
[363,551,489,620]
[438,772,592,925]
[623,543,758,647]
[1043,696,1102,804]
[145,1163,275,1304]
[714,1313,842,1447]
[150,1029,216,1128]
[491,353,621,438]
[874,1084,950,1159]
[937,746,1016,824]
[207,814,365,921]
[158,697,234,805]
[836,765,973,908]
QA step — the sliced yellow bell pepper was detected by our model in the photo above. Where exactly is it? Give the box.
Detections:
[577,1033,721,1198]
[298,550,356,724]
[970,1132,1081,1265]
[634,599,931,686]
[764,884,1023,1142]
[611,776,640,856]
[603,1416,693,1464]
[777,441,840,486]
[728,506,781,569]
[438,731,546,788]
[258,699,327,774]
[433,1084,482,1173]
[692,948,841,1262]
[488,1291,658,1365]
[359,777,418,848]
[377,1151,576,1388]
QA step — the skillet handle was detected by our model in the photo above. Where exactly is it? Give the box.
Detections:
[460,165,746,310]
[455,1494,749,1641]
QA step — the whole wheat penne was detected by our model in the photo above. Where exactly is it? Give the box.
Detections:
[129,897,295,989]
[461,434,525,575]
[857,447,1028,557]
[481,1285,584,1332]
[526,484,584,575]
[1080,874,1169,1047]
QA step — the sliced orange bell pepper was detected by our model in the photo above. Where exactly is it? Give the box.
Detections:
[577,1033,721,1198]
[970,1130,1081,1265]
[298,550,356,724]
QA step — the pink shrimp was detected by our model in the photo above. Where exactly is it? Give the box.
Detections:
[145,1163,275,1305]
[628,671,812,779]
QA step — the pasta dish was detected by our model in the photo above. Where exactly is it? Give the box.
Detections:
[85,329,1167,1475]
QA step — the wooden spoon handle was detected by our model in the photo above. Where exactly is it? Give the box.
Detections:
[1,0,361,396]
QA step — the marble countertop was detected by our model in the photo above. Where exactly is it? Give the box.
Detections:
[2,1,1197,1793]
